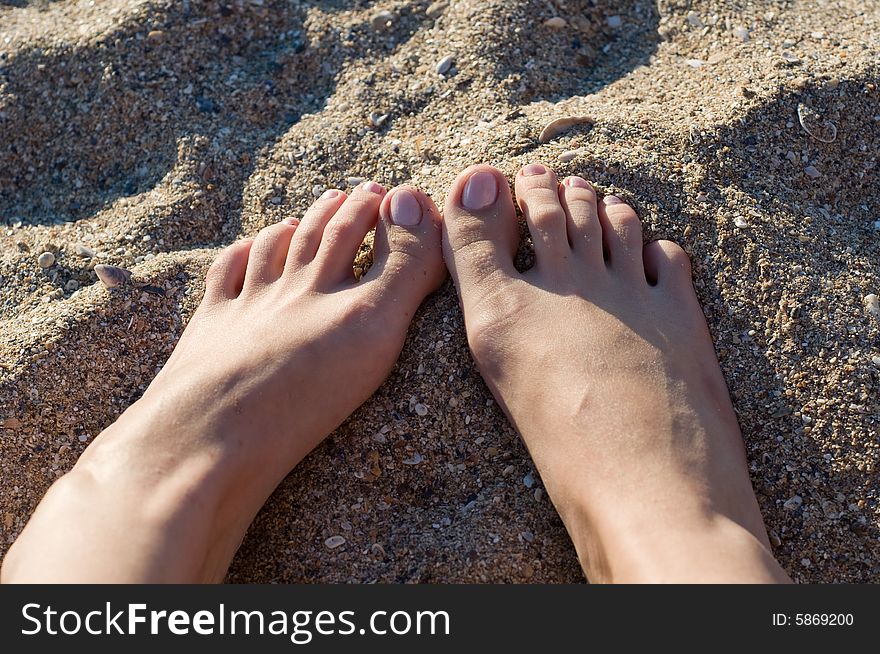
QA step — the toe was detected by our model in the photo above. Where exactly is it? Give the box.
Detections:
[243,221,298,289]
[598,195,645,277]
[312,181,386,285]
[204,239,253,302]
[359,186,446,325]
[286,188,348,268]
[559,176,603,264]
[442,164,519,310]
[514,163,570,263]
[642,239,693,289]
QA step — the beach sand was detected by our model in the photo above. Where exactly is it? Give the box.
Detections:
[0,0,877,582]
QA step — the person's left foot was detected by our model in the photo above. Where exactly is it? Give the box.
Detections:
[2,182,445,583]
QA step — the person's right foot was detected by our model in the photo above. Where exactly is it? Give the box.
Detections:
[442,163,791,583]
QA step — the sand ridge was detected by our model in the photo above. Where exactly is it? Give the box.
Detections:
[0,0,878,582]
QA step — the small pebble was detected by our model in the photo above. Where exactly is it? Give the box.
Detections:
[312,184,325,198]
[864,294,880,317]
[783,495,803,511]
[871,355,880,366]
[734,216,749,229]
[780,51,800,64]
[369,111,389,127]
[403,453,424,465]
[435,54,454,75]
[370,10,393,30]
[686,11,703,28]
[37,252,55,268]
[74,244,96,258]
[426,1,447,18]
[65,279,80,292]
[414,403,428,416]
[544,17,566,29]
[606,15,622,28]
[324,535,346,549]
[804,165,821,178]
[346,176,364,187]
[523,473,535,489]
[873,220,880,231]
[558,149,581,163]
[78,434,89,442]
[733,26,750,42]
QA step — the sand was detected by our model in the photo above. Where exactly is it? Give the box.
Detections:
[0,0,878,583]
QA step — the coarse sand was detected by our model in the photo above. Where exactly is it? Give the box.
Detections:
[0,0,878,582]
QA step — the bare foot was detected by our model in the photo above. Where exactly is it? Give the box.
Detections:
[442,163,791,583]
[2,182,445,583]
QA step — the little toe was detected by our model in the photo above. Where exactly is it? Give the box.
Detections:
[243,221,299,290]
[359,186,446,326]
[514,163,570,264]
[559,176,603,264]
[286,188,348,268]
[642,239,693,290]
[598,195,645,277]
[442,164,520,311]
[312,181,386,285]
[204,239,253,302]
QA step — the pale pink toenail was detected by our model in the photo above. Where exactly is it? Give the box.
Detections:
[566,177,590,188]
[461,171,497,210]
[362,181,384,194]
[522,163,546,176]
[604,195,623,205]
[321,189,341,199]
[389,189,422,226]
[282,217,299,225]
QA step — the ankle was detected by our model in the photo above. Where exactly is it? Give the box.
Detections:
[63,405,274,581]
[564,500,789,583]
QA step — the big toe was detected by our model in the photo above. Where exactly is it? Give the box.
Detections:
[442,164,520,309]
[359,185,446,325]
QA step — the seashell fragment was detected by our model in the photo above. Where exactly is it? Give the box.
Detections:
[544,17,566,29]
[865,293,880,317]
[324,535,346,549]
[538,116,594,144]
[797,103,837,143]
[435,54,454,75]
[94,264,132,289]
[369,111,389,128]
[558,149,583,163]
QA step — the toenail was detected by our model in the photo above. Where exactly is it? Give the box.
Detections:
[389,189,422,226]
[282,217,300,225]
[521,163,546,177]
[320,189,341,200]
[461,171,498,210]
[566,176,590,189]
[362,181,385,194]
[603,195,623,205]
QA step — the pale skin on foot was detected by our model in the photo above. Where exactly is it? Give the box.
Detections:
[1,165,791,584]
